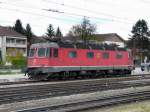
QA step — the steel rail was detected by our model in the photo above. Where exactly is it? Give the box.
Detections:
[18,90,150,112]
[0,78,150,105]
[0,73,149,86]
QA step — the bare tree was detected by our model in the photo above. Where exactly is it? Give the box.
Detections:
[67,17,97,43]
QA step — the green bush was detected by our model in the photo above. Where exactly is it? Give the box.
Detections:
[6,48,27,68]
[0,61,4,66]
[11,57,27,68]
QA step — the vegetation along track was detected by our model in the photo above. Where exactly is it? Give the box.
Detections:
[0,75,150,105]
[18,90,150,112]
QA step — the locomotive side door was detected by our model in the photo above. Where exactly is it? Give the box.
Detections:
[51,48,59,66]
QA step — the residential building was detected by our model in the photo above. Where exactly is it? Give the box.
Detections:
[0,26,27,62]
[31,36,47,43]
[94,33,126,47]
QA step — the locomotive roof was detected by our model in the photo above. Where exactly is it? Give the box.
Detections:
[30,42,126,51]
[30,42,59,48]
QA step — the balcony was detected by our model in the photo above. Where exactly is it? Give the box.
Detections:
[6,38,27,48]
[6,43,26,48]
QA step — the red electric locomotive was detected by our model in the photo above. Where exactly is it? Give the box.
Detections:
[26,41,134,80]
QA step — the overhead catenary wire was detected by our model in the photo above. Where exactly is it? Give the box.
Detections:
[0,6,82,24]
[1,0,147,25]
[43,0,135,22]
[43,8,134,24]
[0,1,135,25]
[0,1,101,24]
[42,9,116,23]
[0,1,112,23]
[139,0,150,4]
[0,0,138,37]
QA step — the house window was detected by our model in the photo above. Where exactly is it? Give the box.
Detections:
[54,48,58,57]
[6,38,15,43]
[69,51,77,58]
[16,39,25,44]
[29,49,35,57]
[38,48,46,57]
[103,52,109,59]
[87,52,94,58]
[116,53,123,59]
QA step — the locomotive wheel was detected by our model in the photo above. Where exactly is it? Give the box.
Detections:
[69,72,78,79]
[28,73,48,81]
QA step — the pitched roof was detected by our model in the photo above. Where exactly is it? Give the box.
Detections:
[0,26,25,37]
[62,33,125,43]
[94,33,125,42]
[31,36,47,43]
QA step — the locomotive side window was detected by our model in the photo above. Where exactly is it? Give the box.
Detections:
[116,53,123,59]
[69,51,77,58]
[103,52,109,59]
[87,52,94,58]
[46,48,51,57]
[38,48,46,57]
[54,48,58,57]
[29,49,34,57]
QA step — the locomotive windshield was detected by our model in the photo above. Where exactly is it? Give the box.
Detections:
[38,48,46,57]
[29,49,35,57]
[37,47,51,57]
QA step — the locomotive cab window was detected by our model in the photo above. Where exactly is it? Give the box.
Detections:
[54,48,58,57]
[46,48,51,57]
[29,49,35,57]
[38,48,46,57]
[69,51,77,58]
[87,52,94,58]
[116,53,123,59]
[103,52,109,59]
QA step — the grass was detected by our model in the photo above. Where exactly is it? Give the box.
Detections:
[0,72,15,75]
[84,100,150,112]
[0,72,22,75]
[0,69,23,75]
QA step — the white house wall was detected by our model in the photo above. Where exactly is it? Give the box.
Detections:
[0,36,2,48]
[1,36,6,62]
[0,36,27,62]
[6,36,27,48]
[6,36,27,57]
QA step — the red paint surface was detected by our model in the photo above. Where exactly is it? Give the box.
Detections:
[28,48,133,68]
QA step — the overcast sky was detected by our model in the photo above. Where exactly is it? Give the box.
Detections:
[0,0,150,39]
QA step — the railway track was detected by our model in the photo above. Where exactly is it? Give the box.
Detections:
[0,75,150,105]
[0,80,39,86]
[18,90,150,112]
[0,73,149,86]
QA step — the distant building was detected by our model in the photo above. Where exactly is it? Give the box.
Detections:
[30,33,126,48]
[0,26,27,62]
[94,33,126,47]
[62,33,126,47]
[31,36,48,43]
